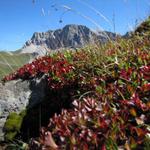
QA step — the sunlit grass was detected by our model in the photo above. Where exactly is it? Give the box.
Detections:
[0,52,31,80]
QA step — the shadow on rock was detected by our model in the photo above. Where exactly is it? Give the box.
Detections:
[20,77,75,141]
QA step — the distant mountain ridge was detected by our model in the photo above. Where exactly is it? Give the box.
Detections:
[21,24,117,55]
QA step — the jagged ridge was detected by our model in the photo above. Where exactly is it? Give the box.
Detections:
[21,24,116,55]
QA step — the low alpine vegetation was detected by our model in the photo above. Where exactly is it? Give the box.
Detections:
[2,27,150,149]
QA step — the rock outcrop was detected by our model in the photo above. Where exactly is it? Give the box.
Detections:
[21,24,116,55]
[0,78,47,140]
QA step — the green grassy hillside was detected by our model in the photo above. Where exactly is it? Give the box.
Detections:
[0,52,31,79]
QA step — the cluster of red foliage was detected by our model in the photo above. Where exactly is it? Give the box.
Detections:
[140,65,150,81]
[44,63,150,149]
[2,43,150,149]
[2,54,74,89]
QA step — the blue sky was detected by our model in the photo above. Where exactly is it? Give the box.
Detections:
[0,0,149,51]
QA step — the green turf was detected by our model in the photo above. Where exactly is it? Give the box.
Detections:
[0,52,31,80]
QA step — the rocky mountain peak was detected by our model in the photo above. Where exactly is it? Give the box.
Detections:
[21,24,116,55]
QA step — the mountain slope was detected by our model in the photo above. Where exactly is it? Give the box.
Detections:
[0,52,31,79]
[21,24,116,55]
[0,25,117,79]
[135,16,150,35]
[123,16,150,38]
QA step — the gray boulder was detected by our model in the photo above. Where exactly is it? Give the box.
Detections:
[0,77,47,141]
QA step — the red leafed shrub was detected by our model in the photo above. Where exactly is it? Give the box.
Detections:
[2,54,74,89]
[2,35,150,149]
[140,65,150,81]
[44,93,149,149]
[38,65,150,149]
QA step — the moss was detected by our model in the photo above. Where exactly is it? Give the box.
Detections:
[4,110,27,141]
[5,132,17,141]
